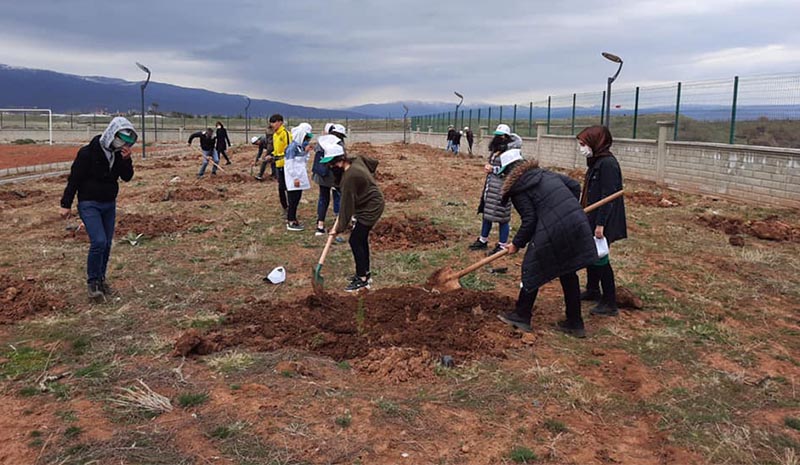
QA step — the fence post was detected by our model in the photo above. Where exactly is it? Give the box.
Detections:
[468,109,472,130]
[674,82,682,141]
[599,91,605,126]
[633,86,640,139]
[528,102,533,137]
[461,110,464,130]
[546,97,551,134]
[656,120,674,185]
[571,93,576,135]
[499,106,503,125]
[512,104,517,133]
[729,76,739,144]
[487,107,492,132]
[477,109,481,133]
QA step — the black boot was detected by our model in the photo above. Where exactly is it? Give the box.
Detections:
[554,319,586,338]
[87,280,104,300]
[580,289,602,301]
[497,312,532,332]
[590,301,619,316]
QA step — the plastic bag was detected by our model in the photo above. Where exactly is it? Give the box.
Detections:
[594,237,609,258]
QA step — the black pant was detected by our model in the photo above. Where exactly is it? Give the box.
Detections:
[516,272,583,327]
[258,159,277,178]
[276,167,288,210]
[586,263,617,306]
[349,221,372,277]
[287,190,302,222]
[218,148,231,163]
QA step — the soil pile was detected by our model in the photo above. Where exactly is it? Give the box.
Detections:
[149,187,227,202]
[349,142,380,157]
[0,275,61,324]
[627,191,681,207]
[383,182,422,202]
[203,172,257,184]
[115,213,199,238]
[697,214,800,242]
[0,189,44,204]
[176,288,516,364]
[371,215,449,249]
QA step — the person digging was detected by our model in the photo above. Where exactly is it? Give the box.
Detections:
[318,135,384,292]
[496,149,598,338]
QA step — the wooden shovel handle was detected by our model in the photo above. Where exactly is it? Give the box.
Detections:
[453,248,509,279]
[318,217,339,267]
[449,189,624,280]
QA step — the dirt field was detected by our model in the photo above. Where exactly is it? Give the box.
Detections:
[1,142,799,465]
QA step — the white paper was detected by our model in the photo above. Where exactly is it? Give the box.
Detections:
[594,237,609,258]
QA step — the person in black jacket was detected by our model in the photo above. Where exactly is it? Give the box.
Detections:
[446,125,456,151]
[577,125,627,316]
[496,150,598,338]
[59,117,137,300]
[464,126,474,154]
[215,121,232,165]
[188,128,218,177]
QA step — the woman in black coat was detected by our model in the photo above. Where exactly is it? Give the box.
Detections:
[215,121,232,165]
[497,156,598,338]
[577,125,627,316]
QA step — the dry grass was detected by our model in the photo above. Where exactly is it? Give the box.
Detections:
[109,379,173,414]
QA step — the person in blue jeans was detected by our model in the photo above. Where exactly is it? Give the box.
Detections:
[188,128,218,177]
[312,123,345,235]
[60,117,137,300]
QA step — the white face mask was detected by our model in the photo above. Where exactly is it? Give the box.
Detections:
[579,144,593,158]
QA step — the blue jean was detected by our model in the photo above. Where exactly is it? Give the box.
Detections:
[451,143,460,154]
[480,219,510,243]
[78,200,116,283]
[317,185,341,222]
[198,149,219,176]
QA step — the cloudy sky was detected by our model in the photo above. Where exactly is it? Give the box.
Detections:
[1,0,798,107]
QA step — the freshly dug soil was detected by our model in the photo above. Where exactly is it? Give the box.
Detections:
[0,189,44,202]
[175,287,517,363]
[149,187,227,202]
[626,191,681,207]
[383,182,422,202]
[374,171,396,182]
[371,215,449,250]
[0,275,62,324]
[697,214,800,242]
[115,213,200,238]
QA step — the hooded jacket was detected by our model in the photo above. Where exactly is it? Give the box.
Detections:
[60,117,136,208]
[335,156,384,233]
[188,131,216,151]
[502,160,597,290]
[284,123,312,191]
[478,151,512,223]
[577,125,627,244]
[215,126,231,150]
[312,135,345,187]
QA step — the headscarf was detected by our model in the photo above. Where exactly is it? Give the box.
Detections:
[577,125,614,207]
[291,122,313,146]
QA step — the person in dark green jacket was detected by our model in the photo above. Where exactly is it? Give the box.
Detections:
[319,135,384,292]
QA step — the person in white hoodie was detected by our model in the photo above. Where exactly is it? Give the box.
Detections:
[283,122,314,231]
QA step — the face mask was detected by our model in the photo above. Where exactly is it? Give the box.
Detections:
[579,144,593,158]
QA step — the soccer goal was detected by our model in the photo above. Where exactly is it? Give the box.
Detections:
[0,108,53,145]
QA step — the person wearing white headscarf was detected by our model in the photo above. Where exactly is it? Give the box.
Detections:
[283,122,314,231]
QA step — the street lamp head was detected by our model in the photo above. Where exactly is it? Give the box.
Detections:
[402,104,409,112]
[602,52,623,64]
[135,62,150,74]
[454,91,463,99]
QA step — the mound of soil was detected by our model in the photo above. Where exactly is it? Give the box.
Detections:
[149,187,227,202]
[627,191,681,207]
[349,142,381,157]
[0,275,61,324]
[137,161,176,170]
[374,171,396,182]
[176,288,517,365]
[371,215,449,249]
[383,182,422,202]
[697,214,800,242]
[0,189,44,202]
[115,213,199,238]
[43,174,70,183]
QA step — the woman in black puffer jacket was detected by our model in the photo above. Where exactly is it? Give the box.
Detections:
[577,125,627,316]
[215,121,232,165]
[497,156,598,338]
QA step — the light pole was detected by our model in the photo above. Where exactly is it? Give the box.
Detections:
[244,97,251,143]
[601,52,623,129]
[402,104,409,144]
[454,91,463,128]
[136,62,151,158]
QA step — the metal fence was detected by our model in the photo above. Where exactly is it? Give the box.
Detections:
[412,74,800,149]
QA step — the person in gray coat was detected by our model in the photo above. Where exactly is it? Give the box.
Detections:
[468,123,522,255]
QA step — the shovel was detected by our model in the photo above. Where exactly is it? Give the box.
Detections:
[426,189,625,292]
[312,217,339,295]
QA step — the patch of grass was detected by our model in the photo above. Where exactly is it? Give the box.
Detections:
[1,346,50,379]
[178,392,209,408]
[508,446,537,463]
[74,361,111,379]
[785,417,800,431]
[56,410,78,422]
[70,335,91,356]
[12,138,36,145]
[19,386,40,397]
[334,411,352,428]
[543,418,569,434]
[230,384,241,390]
[206,350,255,373]
[64,426,83,439]
[209,422,246,440]
[459,273,495,291]
[336,360,351,370]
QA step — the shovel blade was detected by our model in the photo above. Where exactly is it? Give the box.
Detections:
[312,264,325,295]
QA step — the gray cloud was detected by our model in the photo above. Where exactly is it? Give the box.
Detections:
[0,0,798,107]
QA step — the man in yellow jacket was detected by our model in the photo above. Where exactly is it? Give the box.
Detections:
[269,114,292,218]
